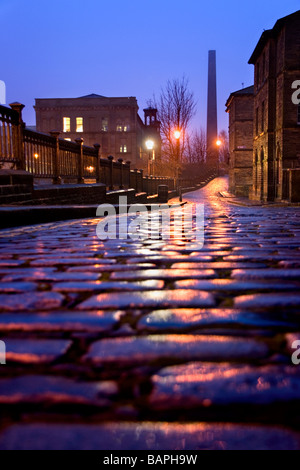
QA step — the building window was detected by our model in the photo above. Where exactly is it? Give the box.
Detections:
[120,145,127,153]
[123,125,130,132]
[298,104,300,125]
[102,118,108,132]
[76,117,83,133]
[116,125,123,132]
[261,101,265,132]
[63,117,71,133]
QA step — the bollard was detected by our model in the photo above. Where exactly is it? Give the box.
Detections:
[158,185,169,203]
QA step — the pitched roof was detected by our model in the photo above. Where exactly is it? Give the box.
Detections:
[249,10,300,64]
[225,85,254,108]
[78,93,106,99]
[231,85,254,96]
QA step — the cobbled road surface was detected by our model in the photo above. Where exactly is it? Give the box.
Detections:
[0,177,300,450]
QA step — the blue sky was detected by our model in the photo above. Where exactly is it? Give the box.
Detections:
[0,0,299,132]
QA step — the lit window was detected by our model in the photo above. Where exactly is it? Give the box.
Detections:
[76,117,83,133]
[63,117,71,133]
[120,145,127,153]
[64,138,71,141]
[123,125,130,132]
[102,118,108,132]
[116,125,123,132]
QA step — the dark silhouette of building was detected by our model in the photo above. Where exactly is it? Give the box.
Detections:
[249,10,300,202]
[226,86,254,197]
[35,94,161,172]
[143,107,162,173]
[206,50,218,167]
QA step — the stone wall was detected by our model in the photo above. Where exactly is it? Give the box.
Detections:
[226,88,254,197]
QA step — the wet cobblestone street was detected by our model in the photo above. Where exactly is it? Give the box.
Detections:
[0,177,300,450]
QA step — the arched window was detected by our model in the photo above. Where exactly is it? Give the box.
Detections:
[102,118,108,132]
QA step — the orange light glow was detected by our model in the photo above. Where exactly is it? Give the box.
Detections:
[174,130,181,140]
[86,166,94,173]
[145,139,154,150]
[34,153,39,159]
[216,139,222,147]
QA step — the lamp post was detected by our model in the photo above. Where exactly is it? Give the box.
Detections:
[174,129,181,194]
[216,138,222,176]
[145,139,154,176]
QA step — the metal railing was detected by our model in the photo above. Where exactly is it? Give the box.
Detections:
[0,103,23,168]
[0,103,175,195]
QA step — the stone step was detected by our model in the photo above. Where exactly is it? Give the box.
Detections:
[0,184,33,196]
[0,193,33,205]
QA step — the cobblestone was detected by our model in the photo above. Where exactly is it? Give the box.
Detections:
[84,335,269,365]
[110,269,217,280]
[0,177,300,450]
[234,293,300,308]
[0,375,118,405]
[137,309,296,331]
[174,279,299,291]
[150,363,300,408]
[52,280,165,292]
[77,290,216,310]
[231,269,300,280]
[3,339,72,364]
[0,311,124,333]
[0,292,65,311]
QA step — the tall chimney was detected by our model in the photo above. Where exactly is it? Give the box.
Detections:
[206,50,218,166]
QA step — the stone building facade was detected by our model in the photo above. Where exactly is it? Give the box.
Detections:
[226,86,254,197]
[35,94,161,172]
[249,10,300,202]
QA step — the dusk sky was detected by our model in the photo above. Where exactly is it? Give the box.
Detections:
[1,0,299,133]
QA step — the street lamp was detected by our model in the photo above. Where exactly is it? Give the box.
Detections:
[174,130,181,140]
[146,139,154,175]
[174,129,181,194]
[216,138,223,175]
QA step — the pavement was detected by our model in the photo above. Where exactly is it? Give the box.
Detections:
[0,177,300,450]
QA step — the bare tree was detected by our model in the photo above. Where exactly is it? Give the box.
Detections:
[184,129,206,164]
[152,77,196,174]
[218,129,229,165]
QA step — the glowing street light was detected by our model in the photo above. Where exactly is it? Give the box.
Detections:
[146,139,154,151]
[34,153,39,159]
[173,129,182,195]
[174,130,181,140]
[146,139,155,175]
[215,139,223,176]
